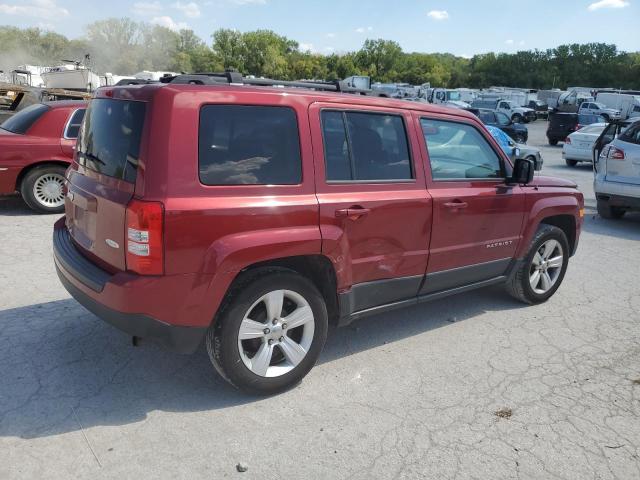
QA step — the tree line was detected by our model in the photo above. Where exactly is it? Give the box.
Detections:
[1,19,639,90]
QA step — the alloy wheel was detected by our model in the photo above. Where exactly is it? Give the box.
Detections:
[529,239,564,294]
[237,289,315,378]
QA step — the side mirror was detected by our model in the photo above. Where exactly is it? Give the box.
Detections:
[509,157,534,185]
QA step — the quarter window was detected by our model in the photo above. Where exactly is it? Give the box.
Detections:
[321,110,412,181]
[199,105,302,185]
[421,119,503,180]
[64,109,86,139]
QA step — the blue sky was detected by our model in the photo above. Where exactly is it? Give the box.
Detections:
[1,0,638,56]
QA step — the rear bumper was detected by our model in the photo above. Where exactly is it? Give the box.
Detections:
[596,192,640,210]
[53,219,207,353]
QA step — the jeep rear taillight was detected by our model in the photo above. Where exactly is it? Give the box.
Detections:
[609,147,625,160]
[126,199,164,275]
[565,137,571,144]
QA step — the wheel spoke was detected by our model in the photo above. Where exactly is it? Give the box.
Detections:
[547,255,563,269]
[264,290,284,320]
[542,240,558,259]
[239,318,267,340]
[532,252,543,267]
[250,342,274,376]
[529,270,541,290]
[283,305,313,330]
[279,336,307,367]
[540,271,552,291]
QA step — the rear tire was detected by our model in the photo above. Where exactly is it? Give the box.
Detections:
[597,199,625,219]
[548,139,559,146]
[206,268,328,395]
[506,224,569,305]
[514,133,527,144]
[512,113,523,123]
[20,165,67,214]
[565,159,578,167]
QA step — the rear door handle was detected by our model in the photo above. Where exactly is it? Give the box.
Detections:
[335,207,371,218]
[443,201,468,210]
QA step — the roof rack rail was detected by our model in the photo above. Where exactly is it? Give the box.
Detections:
[159,70,383,96]
[114,78,159,86]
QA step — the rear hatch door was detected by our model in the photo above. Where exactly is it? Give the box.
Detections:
[605,125,640,186]
[65,97,146,271]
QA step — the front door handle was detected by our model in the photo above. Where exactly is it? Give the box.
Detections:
[443,201,468,210]
[335,207,371,218]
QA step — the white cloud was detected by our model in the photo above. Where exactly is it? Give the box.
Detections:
[505,39,514,45]
[299,43,314,52]
[427,10,449,20]
[173,1,200,17]
[326,32,336,38]
[0,0,68,19]
[588,0,629,10]
[151,15,188,31]
[231,0,266,4]
[132,1,163,16]
[355,26,373,33]
[519,40,525,46]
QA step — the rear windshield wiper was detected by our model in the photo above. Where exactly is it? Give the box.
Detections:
[77,151,106,165]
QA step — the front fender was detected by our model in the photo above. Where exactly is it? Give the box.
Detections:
[516,193,581,258]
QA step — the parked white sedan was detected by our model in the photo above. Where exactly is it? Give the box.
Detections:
[562,123,606,166]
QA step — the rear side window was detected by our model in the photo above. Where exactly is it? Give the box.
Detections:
[321,110,412,181]
[422,119,503,180]
[478,111,495,123]
[619,124,640,145]
[199,105,301,185]
[0,103,49,134]
[76,99,146,183]
[63,109,86,139]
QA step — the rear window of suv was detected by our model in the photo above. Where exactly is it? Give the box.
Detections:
[0,103,49,134]
[76,99,146,183]
[198,105,302,185]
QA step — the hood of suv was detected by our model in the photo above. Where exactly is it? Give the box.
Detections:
[528,175,577,188]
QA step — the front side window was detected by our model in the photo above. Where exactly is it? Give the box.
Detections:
[421,119,503,180]
[199,105,301,185]
[321,110,412,182]
[64,108,86,139]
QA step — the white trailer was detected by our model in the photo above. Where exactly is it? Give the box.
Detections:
[596,92,640,119]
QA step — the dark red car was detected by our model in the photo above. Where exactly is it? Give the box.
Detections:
[53,76,584,394]
[0,101,86,213]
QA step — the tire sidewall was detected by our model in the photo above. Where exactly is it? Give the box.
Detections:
[211,270,328,395]
[521,226,569,303]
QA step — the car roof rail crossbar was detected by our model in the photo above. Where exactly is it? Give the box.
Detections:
[162,71,381,96]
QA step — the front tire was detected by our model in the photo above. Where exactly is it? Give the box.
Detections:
[597,199,625,219]
[512,113,523,123]
[506,224,569,304]
[20,165,67,214]
[206,268,328,395]
[565,159,578,167]
[548,138,559,146]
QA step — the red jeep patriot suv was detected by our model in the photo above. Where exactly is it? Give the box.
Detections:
[53,73,584,394]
